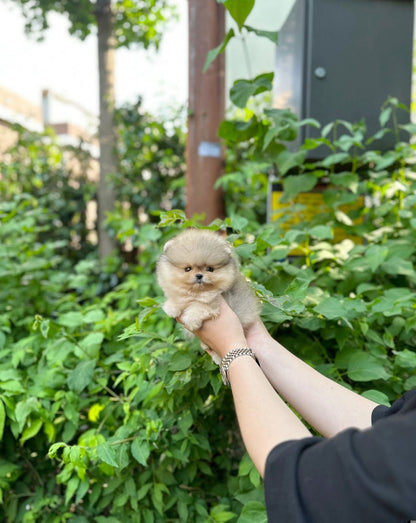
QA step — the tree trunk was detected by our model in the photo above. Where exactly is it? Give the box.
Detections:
[96,0,117,259]
[187,0,226,224]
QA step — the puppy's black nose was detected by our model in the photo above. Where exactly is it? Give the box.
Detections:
[195,273,203,281]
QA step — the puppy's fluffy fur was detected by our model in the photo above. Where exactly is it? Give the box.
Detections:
[156,229,261,361]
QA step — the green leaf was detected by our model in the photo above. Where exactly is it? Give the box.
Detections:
[168,352,193,372]
[178,500,189,521]
[48,442,68,459]
[15,397,40,432]
[347,353,390,382]
[209,372,223,395]
[75,480,90,504]
[59,311,84,328]
[228,214,249,231]
[210,503,236,522]
[262,126,281,151]
[308,225,333,240]
[314,297,348,321]
[400,122,416,134]
[138,305,159,328]
[20,418,42,445]
[321,122,334,138]
[243,25,278,44]
[65,476,80,505]
[218,117,258,143]
[230,73,274,108]
[79,332,104,358]
[236,501,267,523]
[363,245,389,272]
[281,173,317,202]
[329,172,359,190]
[83,309,105,323]
[405,375,416,391]
[224,0,255,30]
[131,439,150,466]
[361,389,390,406]
[260,302,291,324]
[137,296,159,307]
[137,483,152,501]
[96,443,119,468]
[320,152,349,168]
[238,453,254,476]
[299,117,321,129]
[381,257,415,278]
[374,150,397,171]
[67,360,96,393]
[143,381,164,406]
[379,106,392,127]
[394,349,416,369]
[275,150,306,175]
[0,400,5,440]
[203,28,235,72]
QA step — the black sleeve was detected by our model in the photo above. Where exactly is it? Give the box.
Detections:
[264,389,416,523]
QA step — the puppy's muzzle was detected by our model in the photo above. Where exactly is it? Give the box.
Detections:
[195,273,203,283]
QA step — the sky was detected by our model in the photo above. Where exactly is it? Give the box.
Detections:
[0,0,188,124]
[0,0,296,133]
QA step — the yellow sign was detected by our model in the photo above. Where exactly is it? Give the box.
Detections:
[270,183,363,255]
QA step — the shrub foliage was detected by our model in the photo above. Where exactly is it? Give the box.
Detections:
[2,93,416,522]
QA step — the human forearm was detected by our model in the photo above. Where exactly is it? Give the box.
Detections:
[227,354,311,477]
[250,327,378,437]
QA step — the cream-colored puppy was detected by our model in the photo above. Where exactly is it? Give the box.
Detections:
[156,229,261,362]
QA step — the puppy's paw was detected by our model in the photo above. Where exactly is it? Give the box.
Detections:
[181,310,203,332]
[201,342,222,365]
[162,301,182,318]
[211,352,222,365]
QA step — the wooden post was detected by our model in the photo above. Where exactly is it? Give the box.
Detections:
[187,0,225,223]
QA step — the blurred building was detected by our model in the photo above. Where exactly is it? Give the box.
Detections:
[0,85,43,151]
[0,85,99,182]
[0,85,99,243]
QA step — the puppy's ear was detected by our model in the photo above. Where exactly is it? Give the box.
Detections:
[221,237,233,255]
[216,231,233,255]
[163,239,174,253]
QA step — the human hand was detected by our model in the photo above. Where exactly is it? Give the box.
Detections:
[245,316,272,356]
[180,298,248,360]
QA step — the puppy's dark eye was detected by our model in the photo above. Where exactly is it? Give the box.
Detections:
[206,267,214,272]
[184,266,192,272]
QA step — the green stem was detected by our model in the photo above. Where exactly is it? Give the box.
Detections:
[241,36,253,79]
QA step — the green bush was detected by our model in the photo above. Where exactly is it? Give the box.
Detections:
[0,194,264,522]
[0,125,96,262]
[216,97,416,405]
[109,98,186,259]
[2,96,416,521]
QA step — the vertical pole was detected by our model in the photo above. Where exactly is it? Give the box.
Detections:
[96,0,117,259]
[187,0,225,223]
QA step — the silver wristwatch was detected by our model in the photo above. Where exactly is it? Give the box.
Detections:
[219,347,257,386]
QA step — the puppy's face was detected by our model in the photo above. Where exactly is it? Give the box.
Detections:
[158,230,238,294]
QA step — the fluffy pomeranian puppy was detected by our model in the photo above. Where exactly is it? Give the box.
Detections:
[156,229,261,362]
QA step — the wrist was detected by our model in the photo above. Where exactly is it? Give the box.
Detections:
[214,337,248,360]
[219,347,258,386]
[245,321,272,349]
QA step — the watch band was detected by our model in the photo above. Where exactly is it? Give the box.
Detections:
[219,347,257,386]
